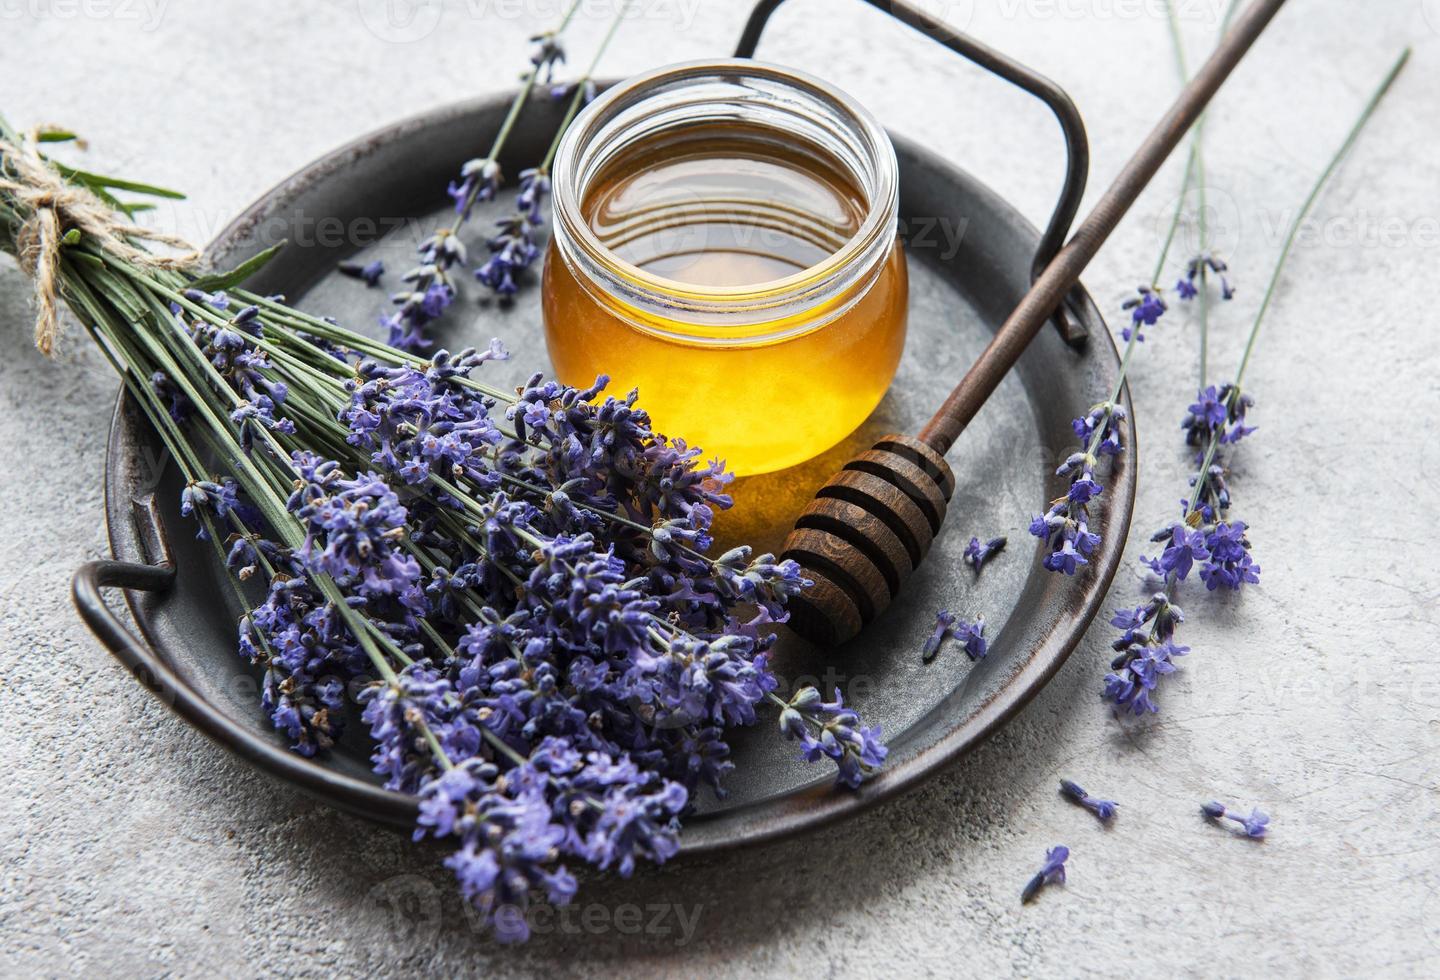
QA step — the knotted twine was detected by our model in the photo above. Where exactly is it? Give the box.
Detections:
[0,129,203,356]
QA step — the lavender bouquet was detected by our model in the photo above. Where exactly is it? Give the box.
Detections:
[0,117,885,942]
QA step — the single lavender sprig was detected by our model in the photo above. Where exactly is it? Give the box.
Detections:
[377,2,582,349]
[1058,779,1118,823]
[963,535,1006,573]
[1201,800,1269,839]
[1112,48,1408,714]
[1021,846,1069,904]
[475,3,629,297]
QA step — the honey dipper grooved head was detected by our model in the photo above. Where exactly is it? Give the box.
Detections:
[781,435,954,646]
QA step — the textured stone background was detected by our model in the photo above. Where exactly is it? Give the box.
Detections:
[1,1,1436,976]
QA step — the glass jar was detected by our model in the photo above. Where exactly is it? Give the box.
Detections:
[543,60,907,476]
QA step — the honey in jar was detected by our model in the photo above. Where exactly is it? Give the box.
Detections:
[544,61,907,476]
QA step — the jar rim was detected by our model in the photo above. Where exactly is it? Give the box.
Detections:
[550,58,900,342]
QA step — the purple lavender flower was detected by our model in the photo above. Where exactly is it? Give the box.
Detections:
[778,686,887,790]
[1176,252,1235,302]
[475,216,541,297]
[1021,845,1069,904]
[1104,592,1187,715]
[922,611,987,663]
[1201,800,1269,839]
[338,259,385,287]
[448,158,501,220]
[1142,524,1209,580]
[515,168,551,225]
[923,610,955,662]
[1033,401,1125,577]
[529,30,567,83]
[1059,779,1118,822]
[963,535,1007,572]
[1121,285,1166,341]
[1198,521,1260,591]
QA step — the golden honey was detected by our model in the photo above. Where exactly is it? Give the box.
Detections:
[544,62,907,476]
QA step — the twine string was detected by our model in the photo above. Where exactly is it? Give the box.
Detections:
[0,130,201,355]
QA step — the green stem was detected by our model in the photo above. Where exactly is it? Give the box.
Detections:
[446,0,584,235]
[1234,48,1410,388]
[1184,48,1410,517]
[537,0,632,173]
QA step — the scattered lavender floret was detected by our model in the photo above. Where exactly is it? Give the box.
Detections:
[1059,779,1118,822]
[1202,801,1269,839]
[922,610,955,662]
[963,535,1007,573]
[1021,845,1069,904]
[921,611,987,663]
[338,259,385,287]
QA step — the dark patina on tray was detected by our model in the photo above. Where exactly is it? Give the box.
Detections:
[73,16,1135,857]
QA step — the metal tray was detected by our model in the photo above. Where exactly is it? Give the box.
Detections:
[74,47,1135,858]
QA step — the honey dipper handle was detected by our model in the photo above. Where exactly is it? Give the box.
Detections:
[918,0,1290,456]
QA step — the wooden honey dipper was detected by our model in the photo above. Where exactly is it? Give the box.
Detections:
[780,0,1289,646]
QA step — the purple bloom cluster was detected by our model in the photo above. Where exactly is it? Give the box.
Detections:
[1121,285,1167,341]
[1175,252,1234,301]
[362,19,596,347]
[777,687,888,789]
[1030,401,1126,576]
[528,29,567,83]
[921,610,987,663]
[1145,518,1260,593]
[382,229,467,352]
[1104,591,1189,715]
[1146,382,1260,592]
[165,288,884,940]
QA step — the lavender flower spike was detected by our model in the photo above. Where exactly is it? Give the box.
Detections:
[1202,801,1269,839]
[1059,779,1118,822]
[1021,845,1069,904]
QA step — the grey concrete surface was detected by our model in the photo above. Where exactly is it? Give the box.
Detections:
[1,1,1437,976]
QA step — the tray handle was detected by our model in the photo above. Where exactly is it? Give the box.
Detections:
[72,494,179,695]
[736,0,1091,346]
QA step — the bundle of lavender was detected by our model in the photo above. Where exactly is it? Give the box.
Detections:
[0,118,885,941]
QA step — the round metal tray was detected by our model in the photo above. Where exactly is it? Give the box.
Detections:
[83,86,1134,856]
